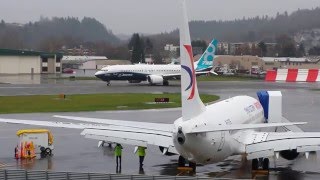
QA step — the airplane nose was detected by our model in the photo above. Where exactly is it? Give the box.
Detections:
[95,71,105,79]
[95,71,104,76]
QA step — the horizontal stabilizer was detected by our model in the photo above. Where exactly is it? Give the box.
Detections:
[209,71,218,75]
[187,122,307,133]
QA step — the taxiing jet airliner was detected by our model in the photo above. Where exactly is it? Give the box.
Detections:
[94,39,218,86]
[1,0,320,173]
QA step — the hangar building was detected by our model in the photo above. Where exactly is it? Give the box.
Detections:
[0,49,63,74]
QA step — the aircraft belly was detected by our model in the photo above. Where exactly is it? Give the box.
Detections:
[174,131,232,164]
[102,72,147,81]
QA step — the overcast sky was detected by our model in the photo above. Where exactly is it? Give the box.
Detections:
[0,0,319,35]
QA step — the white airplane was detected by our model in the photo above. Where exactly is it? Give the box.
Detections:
[94,39,218,86]
[1,0,320,173]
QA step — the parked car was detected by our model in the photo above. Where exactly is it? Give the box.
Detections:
[62,68,74,74]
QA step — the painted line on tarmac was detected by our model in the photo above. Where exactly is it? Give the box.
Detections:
[0,162,10,167]
[0,86,46,89]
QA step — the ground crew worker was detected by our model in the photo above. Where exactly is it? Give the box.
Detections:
[14,145,19,159]
[114,144,123,172]
[136,146,147,169]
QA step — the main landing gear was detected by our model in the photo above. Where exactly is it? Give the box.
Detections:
[178,155,196,173]
[163,80,169,86]
[252,158,269,171]
[106,81,111,86]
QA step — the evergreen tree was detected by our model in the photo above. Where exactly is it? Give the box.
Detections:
[309,46,320,55]
[145,38,153,55]
[191,40,207,52]
[275,35,297,57]
[258,41,267,57]
[128,33,145,63]
[297,43,305,57]
[0,20,5,27]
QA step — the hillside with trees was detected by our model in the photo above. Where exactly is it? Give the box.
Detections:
[163,7,320,42]
[1,6,320,60]
[0,17,120,51]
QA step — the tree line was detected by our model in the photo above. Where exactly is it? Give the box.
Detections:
[1,6,320,61]
[167,7,320,42]
[0,17,120,51]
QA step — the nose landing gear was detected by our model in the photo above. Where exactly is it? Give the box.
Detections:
[252,158,269,171]
[177,155,196,173]
[251,158,270,178]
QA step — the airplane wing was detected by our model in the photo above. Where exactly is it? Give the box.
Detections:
[53,115,172,131]
[80,127,177,154]
[0,118,177,154]
[233,131,320,160]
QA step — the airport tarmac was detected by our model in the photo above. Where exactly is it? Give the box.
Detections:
[0,79,320,179]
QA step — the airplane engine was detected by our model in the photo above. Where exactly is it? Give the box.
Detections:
[279,149,299,160]
[147,75,164,84]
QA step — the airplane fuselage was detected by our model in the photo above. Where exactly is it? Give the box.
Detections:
[95,64,181,82]
[173,96,264,164]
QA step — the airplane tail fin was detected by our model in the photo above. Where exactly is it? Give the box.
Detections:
[194,39,218,71]
[179,0,205,121]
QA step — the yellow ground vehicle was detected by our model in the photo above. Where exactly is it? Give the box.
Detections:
[16,129,54,157]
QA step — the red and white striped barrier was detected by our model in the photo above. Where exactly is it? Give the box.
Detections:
[265,69,320,82]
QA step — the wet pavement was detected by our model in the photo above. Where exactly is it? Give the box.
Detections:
[0,75,319,179]
[0,69,97,84]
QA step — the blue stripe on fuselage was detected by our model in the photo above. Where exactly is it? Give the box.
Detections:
[95,72,148,82]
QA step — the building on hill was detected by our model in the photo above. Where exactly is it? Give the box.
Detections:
[217,42,277,57]
[60,45,96,56]
[217,42,230,55]
[294,29,320,52]
[164,44,179,52]
[0,49,62,74]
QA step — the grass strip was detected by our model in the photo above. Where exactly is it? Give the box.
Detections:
[0,93,219,114]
